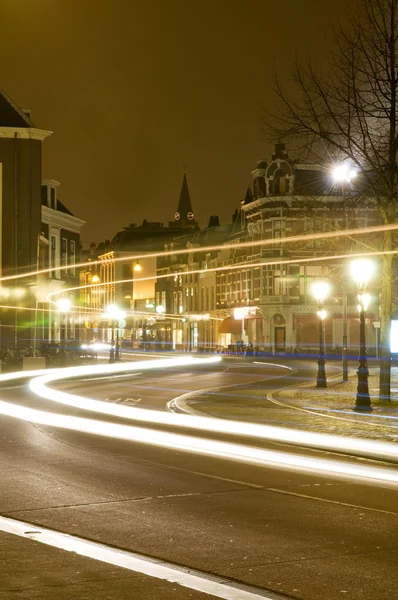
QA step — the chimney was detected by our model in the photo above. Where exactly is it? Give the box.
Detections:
[272,143,288,161]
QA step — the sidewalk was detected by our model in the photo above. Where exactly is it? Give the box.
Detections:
[179,366,398,443]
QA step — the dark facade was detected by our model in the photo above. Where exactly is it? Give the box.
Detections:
[0,89,52,347]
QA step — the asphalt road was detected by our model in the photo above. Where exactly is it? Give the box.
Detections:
[1,357,397,600]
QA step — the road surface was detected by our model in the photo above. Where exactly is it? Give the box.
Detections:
[0,357,397,600]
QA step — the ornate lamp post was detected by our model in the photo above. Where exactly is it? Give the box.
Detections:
[312,281,331,388]
[350,258,374,412]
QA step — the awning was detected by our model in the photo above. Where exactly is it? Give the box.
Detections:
[219,316,243,334]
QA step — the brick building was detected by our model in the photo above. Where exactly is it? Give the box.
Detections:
[0,89,51,347]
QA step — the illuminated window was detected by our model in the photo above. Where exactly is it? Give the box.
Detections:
[61,238,68,267]
[69,240,76,275]
[51,236,56,273]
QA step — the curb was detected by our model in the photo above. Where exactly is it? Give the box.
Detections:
[167,362,293,416]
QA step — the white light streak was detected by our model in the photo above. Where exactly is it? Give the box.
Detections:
[0,223,396,285]
[0,358,397,485]
[26,359,398,465]
[0,396,397,485]
[47,249,393,307]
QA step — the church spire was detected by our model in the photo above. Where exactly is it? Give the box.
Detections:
[174,170,195,225]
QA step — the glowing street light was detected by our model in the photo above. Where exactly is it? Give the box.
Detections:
[312,281,330,388]
[134,261,142,272]
[105,304,126,363]
[156,305,165,314]
[350,258,374,411]
[56,298,71,312]
[311,281,331,305]
[233,307,248,346]
[56,297,72,342]
[91,274,100,284]
[349,258,375,289]
[332,163,358,183]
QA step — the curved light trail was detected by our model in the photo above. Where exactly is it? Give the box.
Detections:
[47,248,397,304]
[27,358,398,464]
[0,222,396,285]
[0,357,396,485]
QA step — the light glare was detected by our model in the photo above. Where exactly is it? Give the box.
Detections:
[312,281,330,303]
[350,258,375,287]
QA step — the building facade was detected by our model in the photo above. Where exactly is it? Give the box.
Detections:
[0,89,52,347]
[38,179,85,343]
[88,172,199,347]
[153,145,386,355]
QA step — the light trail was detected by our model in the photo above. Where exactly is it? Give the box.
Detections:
[0,222,396,285]
[25,359,398,465]
[47,248,397,304]
[1,393,398,485]
[0,359,396,483]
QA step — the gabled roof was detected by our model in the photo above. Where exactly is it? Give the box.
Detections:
[57,199,74,216]
[243,186,253,205]
[0,88,34,127]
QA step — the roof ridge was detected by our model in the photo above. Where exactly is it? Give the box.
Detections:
[0,87,34,127]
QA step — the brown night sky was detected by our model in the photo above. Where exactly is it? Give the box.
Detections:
[0,0,347,242]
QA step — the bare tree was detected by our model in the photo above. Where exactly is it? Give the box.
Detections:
[265,0,398,401]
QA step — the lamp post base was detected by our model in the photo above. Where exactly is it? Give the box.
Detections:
[353,403,372,412]
[316,359,327,388]
[354,364,371,411]
[316,379,328,388]
[109,347,115,364]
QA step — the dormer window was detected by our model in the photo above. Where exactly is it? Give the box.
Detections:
[42,179,60,210]
[266,161,292,196]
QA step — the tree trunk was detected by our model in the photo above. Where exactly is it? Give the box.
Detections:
[379,232,393,402]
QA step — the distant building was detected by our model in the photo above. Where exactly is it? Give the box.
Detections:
[90,172,199,346]
[156,216,234,351]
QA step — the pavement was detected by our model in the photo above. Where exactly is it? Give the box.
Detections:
[1,529,217,600]
[177,361,398,443]
[1,358,398,600]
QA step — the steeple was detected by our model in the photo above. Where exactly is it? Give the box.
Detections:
[174,171,195,224]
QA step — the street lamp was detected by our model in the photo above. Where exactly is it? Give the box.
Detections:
[350,258,375,411]
[106,304,126,363]
[332,162,358,183]
[134,261,142,272]
[56,297,72,341]
[312,281,331,388]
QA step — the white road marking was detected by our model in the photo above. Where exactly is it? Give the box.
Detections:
[0,515,277,600]
[121,398,141,404]
[76,373,143,383]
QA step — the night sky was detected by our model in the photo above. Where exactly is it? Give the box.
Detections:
[0,0,347,242]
